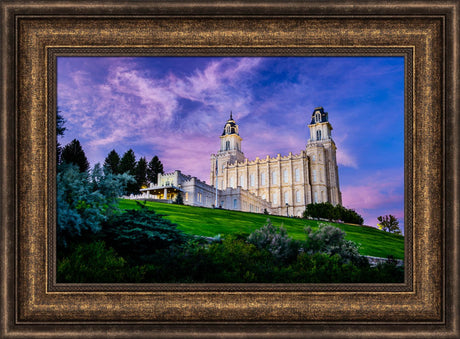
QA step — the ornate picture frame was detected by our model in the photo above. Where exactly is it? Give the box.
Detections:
[1,1,458,338]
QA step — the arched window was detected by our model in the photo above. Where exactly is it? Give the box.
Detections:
[295,168,300,182]
[314,191,318,203]
[284,191,289,204]
[225,140,230,150]
[283,170,288,183]
[250,174,255,187]
[272,171,277,185]
[316,130,321,141]
[312,170,317,183]
[296,190,301,203]
[239,175,244,188]
[315,112,321,122]
[230,176,234,188]
[261,172,266,185]
[226,126,231,134]
[273,193,278,204]
[233,199,237,209]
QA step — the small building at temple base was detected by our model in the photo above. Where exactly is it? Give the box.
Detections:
[134,170,271,213]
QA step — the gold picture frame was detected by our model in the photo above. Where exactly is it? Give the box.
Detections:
[1,1,458,337]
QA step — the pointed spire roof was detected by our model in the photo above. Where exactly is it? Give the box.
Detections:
[222,111,239,136]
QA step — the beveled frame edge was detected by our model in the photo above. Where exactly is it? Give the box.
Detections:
[1,1,459,338]
[19,15,444,323]
[47,46,413,294]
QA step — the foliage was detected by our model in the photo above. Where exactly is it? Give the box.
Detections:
[247,219,299,263]
[303,203,363,225]
[301,223,363,265]
[147,155,164,185]
[135,157,148,189]
[173,192,184,205]
[99,204,190,265]
[56,110,66,164]
[335,204,364,225]
[61,139,90,173]
[57,241,144,283]
[56,163,134,250]
[119,149,138,194]
[103,149,121,174]
[377,215,401,234]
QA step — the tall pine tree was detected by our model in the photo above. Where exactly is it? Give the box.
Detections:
[56,110,66,165]
[147,155,164,185]
[61,139,89,173]
[135,157,148,189]
[119,149,137,194]
[103,149,121,174]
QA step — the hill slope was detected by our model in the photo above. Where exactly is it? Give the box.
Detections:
[119,199,404,259]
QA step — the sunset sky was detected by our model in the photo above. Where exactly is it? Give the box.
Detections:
[57,56,405,230]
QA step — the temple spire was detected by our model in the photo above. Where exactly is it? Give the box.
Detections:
[230,111,233,120]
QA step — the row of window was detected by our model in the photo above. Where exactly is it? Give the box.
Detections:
[226,168,302,188]
[224,167,325,188]
[270,191,303,205]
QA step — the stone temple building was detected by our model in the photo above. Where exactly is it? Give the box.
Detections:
[134,107,341,217]
[210,107,342,216]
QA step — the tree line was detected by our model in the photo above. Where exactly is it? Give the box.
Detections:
[57,110,164,197]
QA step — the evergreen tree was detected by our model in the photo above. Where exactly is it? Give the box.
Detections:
[135,157,148,189]
[119,149,137,194]
[147,155,164,185]
[119,149,137,175]
[56,110,66,165]
[103,149,121,174]
[61,139,90,173]
[173,192,184,205]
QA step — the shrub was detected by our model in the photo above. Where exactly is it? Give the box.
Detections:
[247,219,300,263]
[99,204,190,265]
[303,203,364,225]
[57,241,144,283]
[301,223,363,264]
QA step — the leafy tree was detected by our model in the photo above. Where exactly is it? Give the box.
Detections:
[147,155,164,185]
[56,163,134,250]
[61,139,90,173]
[377,215,401,234]
[119,149,137,194]
[135,157,148,189]
[103,149,121,174]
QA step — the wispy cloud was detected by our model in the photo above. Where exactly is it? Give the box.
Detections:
[58,56,405,228]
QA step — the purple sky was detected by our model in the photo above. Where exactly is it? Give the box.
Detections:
[57,56,405,231]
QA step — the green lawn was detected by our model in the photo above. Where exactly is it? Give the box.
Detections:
[119,199,405,259]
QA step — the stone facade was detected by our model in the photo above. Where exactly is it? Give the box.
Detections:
[210,107,342,217]
[136,170,271,213]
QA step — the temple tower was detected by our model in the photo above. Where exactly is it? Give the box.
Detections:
[306,107,342,205]
[210,112,245,190]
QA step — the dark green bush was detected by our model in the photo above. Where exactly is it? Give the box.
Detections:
[303,203,364,225]
[99,205,190,265]
[57,241,144,283]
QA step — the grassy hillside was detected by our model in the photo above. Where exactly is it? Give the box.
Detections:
[119,199,404,259]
